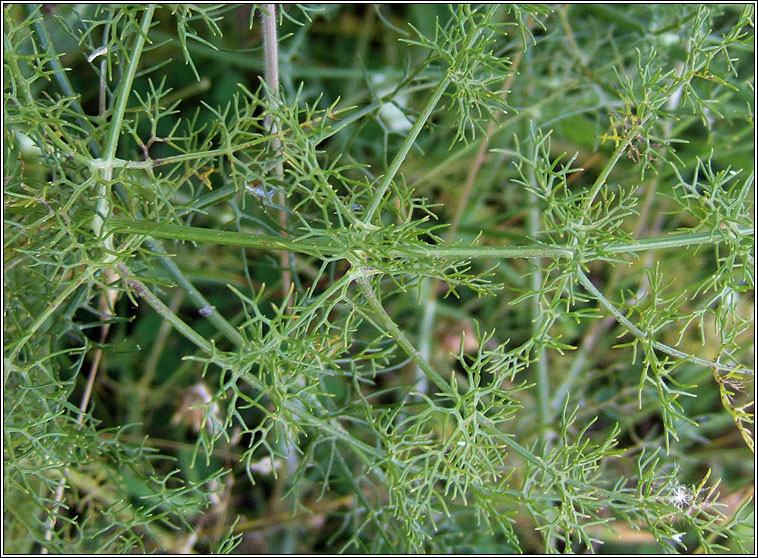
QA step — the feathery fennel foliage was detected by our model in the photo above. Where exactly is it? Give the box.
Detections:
[3,4,754,553]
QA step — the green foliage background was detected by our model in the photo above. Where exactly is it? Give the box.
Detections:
[3,3,755,554]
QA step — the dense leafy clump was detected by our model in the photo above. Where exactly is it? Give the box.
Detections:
[4,4,754,554]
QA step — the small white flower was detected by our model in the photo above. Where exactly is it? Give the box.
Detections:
[668,484,693,508]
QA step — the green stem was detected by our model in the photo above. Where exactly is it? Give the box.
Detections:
[353,266,452,395]
[102,6,154,162]
[598,229,752,253]
[361,73,453,225]
[576,268,753,375]
[108,217,753,261]
[579,133,635,221]
[117,264,213,352]
[109,217,330,255]
[93,6,153,251]
[146,240,246,347]
[4,268,97,369]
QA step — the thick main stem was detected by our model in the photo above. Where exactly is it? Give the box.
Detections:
[107,216,753,260]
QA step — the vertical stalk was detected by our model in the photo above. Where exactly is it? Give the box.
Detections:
[261,4,292,308]
[262,5,279,93]
[261,4,298,523]
[525,128,550,446]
